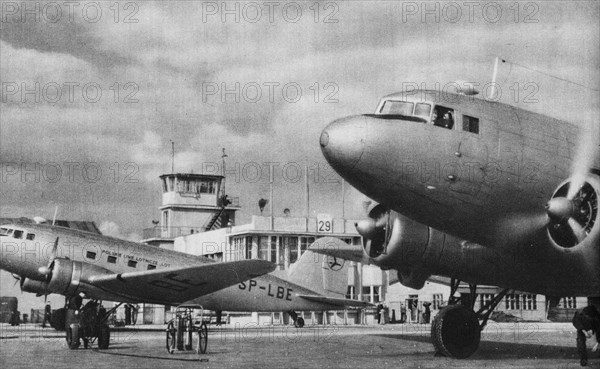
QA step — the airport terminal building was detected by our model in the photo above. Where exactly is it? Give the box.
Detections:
[136,172,585,325]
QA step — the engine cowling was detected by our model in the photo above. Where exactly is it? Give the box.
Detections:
[45,258,113,296]
[20,278,50,295]
[356,204,432,288]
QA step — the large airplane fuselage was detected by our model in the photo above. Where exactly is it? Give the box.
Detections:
[320,89,599,296]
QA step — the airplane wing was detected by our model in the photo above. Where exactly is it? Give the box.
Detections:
[87,260,275,305]
[310,237,453,287]
[309,237,369,264]
[298,294,374,308]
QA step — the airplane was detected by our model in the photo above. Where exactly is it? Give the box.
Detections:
[192,238,371,327]
[0,222,276,349]
[316,84,599,358]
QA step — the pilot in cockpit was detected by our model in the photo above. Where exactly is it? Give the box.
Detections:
[432,107,454,129]
[442,112,454,129]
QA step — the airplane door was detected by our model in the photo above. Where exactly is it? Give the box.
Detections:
[448,116,489,197]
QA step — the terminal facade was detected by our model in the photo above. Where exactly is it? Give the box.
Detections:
[133,172,585,325]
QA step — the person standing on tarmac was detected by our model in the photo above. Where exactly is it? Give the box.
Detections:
[572,305,600,366]
[42,302,52,328]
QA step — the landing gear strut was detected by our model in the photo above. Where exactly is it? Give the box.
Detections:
[288,311,305,328]
[431,278,509,358]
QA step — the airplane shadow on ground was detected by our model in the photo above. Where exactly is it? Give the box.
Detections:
[92,349,206,362]
[374,334,587,361]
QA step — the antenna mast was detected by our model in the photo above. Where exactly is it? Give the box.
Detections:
[221,148,228,198]
[171,141,175,174]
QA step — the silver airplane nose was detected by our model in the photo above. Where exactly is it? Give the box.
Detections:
[320,115,366,172]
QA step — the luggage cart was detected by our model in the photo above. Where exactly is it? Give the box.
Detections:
[165,304,208,355]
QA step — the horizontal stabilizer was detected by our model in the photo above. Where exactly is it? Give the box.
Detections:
[298,294,373,308]
[309,237,368,264]
[87,259,275,305]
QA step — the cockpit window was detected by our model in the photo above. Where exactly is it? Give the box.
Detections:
[13,230,24,239]
[0,227,8,236]
[379,100,414,116]
[414,103,431,118]
[432,106,455,129]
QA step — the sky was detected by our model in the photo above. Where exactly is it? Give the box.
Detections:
[1,1,599,311]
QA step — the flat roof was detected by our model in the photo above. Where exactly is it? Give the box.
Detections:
[159,173,224,180]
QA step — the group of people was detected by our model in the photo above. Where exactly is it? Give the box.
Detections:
[398,301,431,324]
[375,301,432,325]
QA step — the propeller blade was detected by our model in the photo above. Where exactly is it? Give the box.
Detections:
[43,237,59,301]
[567,218,587,243]
[495,212,549,247]
[11,274,20,287]
[49,237,59,262]
[567,117,599,199]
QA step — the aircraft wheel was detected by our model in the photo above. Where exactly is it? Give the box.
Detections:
[66,324,81,350]
[166,321,176,354]
[98,324,110,349]
[196,322,208,354]
[184,317,193,351]
[295,317,305,328]
[431,304,480,359]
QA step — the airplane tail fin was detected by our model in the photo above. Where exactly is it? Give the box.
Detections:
[287,238,351,298]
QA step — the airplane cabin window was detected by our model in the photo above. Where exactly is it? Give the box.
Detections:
[128,260,137,268]
[414,103,431,118]
[432,106,455,129]
[26,233,35,240]
[379,100,414,116]
[147,264,157,270]
[13,230,24,239]
[107,256,117,264]
[462,115,479,134]
[86,251,97,260]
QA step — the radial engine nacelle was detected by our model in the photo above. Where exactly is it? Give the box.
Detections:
[23,259,114,297]
[356,204,433,289]
[20,278,50,296]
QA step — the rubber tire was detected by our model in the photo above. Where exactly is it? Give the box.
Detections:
[295,317,305,328]
[166,321,176,354]
[184,318,193,351]
[66,324,81,350]
[196,322,208,355]
[98,324,110,349]
[431,304,481,359]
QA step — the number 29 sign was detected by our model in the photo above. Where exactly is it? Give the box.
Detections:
[317,214,333,233]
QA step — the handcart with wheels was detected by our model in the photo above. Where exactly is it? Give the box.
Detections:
[165,304,208,355]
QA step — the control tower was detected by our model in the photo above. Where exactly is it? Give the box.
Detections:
[141,173,240,249]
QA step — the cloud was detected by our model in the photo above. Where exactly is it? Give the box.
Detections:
[99,221,142,242]
[1,1,598,237]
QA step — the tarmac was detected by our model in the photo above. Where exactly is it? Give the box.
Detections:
[1,322,598,368]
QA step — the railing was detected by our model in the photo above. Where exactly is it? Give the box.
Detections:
[217,196,240,207]
[142,226,205,240]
